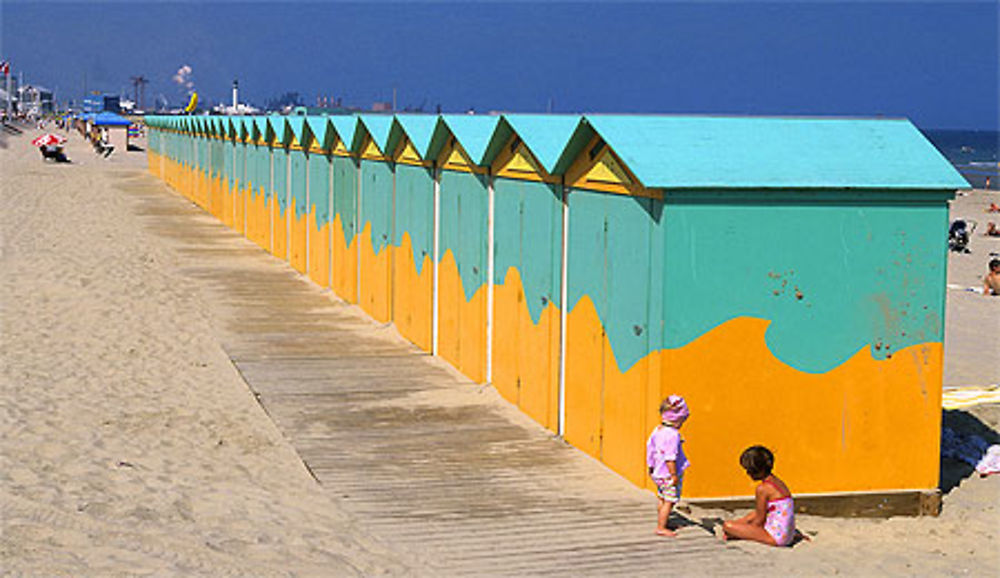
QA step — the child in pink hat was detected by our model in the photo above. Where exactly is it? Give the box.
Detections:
[646,395,690,537]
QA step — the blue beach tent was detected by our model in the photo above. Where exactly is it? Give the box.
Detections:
[92,111,132,127]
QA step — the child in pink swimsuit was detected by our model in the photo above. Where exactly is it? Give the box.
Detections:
[646,395,690,537]
[721,445,796,547]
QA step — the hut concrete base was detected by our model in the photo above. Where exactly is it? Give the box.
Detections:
[686,489,942,518]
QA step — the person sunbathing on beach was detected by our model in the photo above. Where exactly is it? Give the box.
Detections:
[721,446,796,547]
[986,222,1000,237]
[646,395,690,537]
[984,259,1000,296]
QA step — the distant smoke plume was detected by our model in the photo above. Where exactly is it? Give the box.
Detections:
[173,65,195,94]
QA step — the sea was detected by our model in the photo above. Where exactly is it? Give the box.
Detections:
[921,129,1000,190]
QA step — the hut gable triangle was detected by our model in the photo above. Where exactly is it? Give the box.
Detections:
[566,135,656,197]
[395,138,424,165]
[493,137,550,182]
[508,145,543,175]
[361,135,385,160]
[586,148,632,187]
[439,138,478,172]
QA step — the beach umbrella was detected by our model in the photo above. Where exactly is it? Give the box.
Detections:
[31,133,67,147]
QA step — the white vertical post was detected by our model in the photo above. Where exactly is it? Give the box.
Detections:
[432,165,441,356]
[558,183,569,437]
[486,174,495,384]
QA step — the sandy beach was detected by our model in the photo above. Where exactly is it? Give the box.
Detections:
[1,130,422,576]
[2,127,998,576]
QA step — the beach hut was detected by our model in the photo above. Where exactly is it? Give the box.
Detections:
[328,115,360,303]
[169,117,184,198]
[285,116,309,273]
[554,118,667,486]
[556,115,966,506]
[209,117,227,222]
[356,114,396,323]
[388,115,439,353]
[194,117,211,210]
[483,114,581,432]
[187,118,199,203]
[220,117,238,229]
[268,116,291,260]
[172,117,188,199]
[161,118,172,188]
[231,118,251,235]
[429,115,499,384]
[246,116,274,251]
[304,116,335,288]
[146,117,160,177]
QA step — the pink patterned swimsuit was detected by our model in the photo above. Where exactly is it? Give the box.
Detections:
[763,479,795,547]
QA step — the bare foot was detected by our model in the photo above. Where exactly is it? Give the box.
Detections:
[654,527,677,537]
[713,525,728,541]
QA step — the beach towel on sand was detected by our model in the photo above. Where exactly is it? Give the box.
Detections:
[942,427,1000,476]
[942,385,1000,409]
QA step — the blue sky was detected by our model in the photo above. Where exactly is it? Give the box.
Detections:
[2,1,997,129]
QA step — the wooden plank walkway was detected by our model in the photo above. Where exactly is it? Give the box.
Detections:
[126,174,747,577]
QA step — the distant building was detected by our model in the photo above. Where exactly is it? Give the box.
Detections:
[2,75,19,113]
[17,85,54,115]
[83,94,121,114]
[371,101,392,112]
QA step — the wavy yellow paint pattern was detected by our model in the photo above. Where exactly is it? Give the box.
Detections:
[566,295,942,498]
[358,223,391,323]
[234,182,247,236]
[437,250,487,384]
[246,186,270,251]
[391,233,433,353]
[493,267,561,432]
[270,196,288,261]
[330,214,357,304]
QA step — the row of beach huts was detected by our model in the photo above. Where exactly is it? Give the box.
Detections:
[144,112,966,512]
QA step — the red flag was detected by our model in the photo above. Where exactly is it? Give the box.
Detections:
[0,61,9,75]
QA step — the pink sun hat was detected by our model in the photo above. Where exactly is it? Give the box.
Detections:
[662,395,689,425]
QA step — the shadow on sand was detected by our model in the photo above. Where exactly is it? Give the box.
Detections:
[940,408,1000,494]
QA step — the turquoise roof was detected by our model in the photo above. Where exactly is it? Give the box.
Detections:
[239,117,254,139]
[495,114,583,173]
[392,114,439,159]
[286,116,306,144]
[439,115,500,163]
[305,116,332,148]
[582,115,968,190]
[357,114,394,154]
[268,116,288,144]
[329,116,359,150]
[254,116,271,140]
